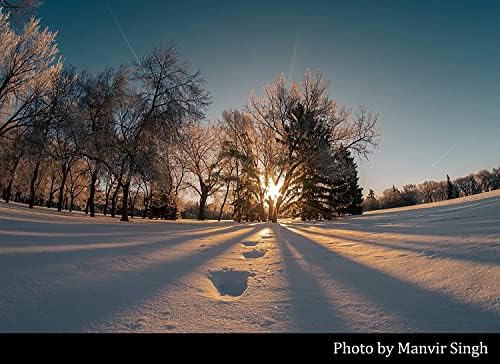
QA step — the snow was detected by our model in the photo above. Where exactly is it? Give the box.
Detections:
[0,191,499,332]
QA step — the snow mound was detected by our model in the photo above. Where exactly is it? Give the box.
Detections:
[208,269,251,297]
[243,249,267,259]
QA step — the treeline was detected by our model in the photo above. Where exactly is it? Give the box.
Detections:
[363,168,500,211]
[0,4,380,222]
[0,6,209,221]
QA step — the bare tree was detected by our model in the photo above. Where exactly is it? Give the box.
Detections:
[101,166,117,216]
[179,123,224,220]
[475,169,494,192]
[77,67,129,217]
[0,9,61,138]
[0,1,42,25]
[417,180,447,203]
[0,130,23,202]
[219,109,267,221]
[455,174,481,197]
[379,186,403,209]
[248,70,379,222]
[66,159,89,212]
[113,45,210,222]
[45,68,81,211]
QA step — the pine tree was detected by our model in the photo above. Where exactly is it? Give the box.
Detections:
[342,149,363,215]
[288,104,364,220]
[221,141,261,222]
[288,104,335,220]
[328,148,363,216]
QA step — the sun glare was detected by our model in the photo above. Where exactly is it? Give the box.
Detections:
[265,179,283,201]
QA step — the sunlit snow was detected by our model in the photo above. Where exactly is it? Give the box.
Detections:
[0,190,499,332]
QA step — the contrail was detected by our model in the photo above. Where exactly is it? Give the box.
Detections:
[107,5,140,64]
[431,143,457,167]
[287,33,298,82]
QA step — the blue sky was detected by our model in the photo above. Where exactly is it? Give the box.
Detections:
[39,0,500,193]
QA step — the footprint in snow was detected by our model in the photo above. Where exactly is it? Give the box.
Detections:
[208,269,254,297]
[243,248,267,259]
[242,241,260,247]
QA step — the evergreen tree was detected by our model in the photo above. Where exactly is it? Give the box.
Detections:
[332,148,363,216]
[446,174,457,200]
[287,104,364,220]
[221,141,261,222]
[287,104,335,220]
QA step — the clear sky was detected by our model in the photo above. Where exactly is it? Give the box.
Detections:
[38,0,500,194]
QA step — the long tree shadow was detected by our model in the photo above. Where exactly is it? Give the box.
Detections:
[296,229,500,265]
[287,217,500,236]
[0,224,250,270]
[0,212,245,236]
[281,226,500,332]
[279,236,353,332]
[0,225,263,332]
[298,227,500,266]
[0,224,247,247]
[285,195,500,237]
[346,195,500,222]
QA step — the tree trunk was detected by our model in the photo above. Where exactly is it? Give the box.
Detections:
[272,197,283,223]
[260,201,266,222]
[217,185,230,221]
[69,194,74,212]
[48,172,56,207]
[268,199,274,221]
[57,165,70,212]
[129,197,134,218]
[29,160,41,209]
[120,181,130,222]
[142,195,149,219]
[111,183,121,217]
[103,182,113,216]
[87,170,98,217]
[130,188,139,219]
[198,192,208,221]
[4,180,13,204]
[4,152,23,203]
[259,191,266,222]
[103,195,109,216]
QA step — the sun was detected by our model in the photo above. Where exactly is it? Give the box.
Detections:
[265,179,283,200]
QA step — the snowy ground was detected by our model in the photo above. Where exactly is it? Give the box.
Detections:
[0,191,499,332]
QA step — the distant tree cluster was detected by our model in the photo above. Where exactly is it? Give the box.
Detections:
[363,168,500,211]
[0,6,379,222]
